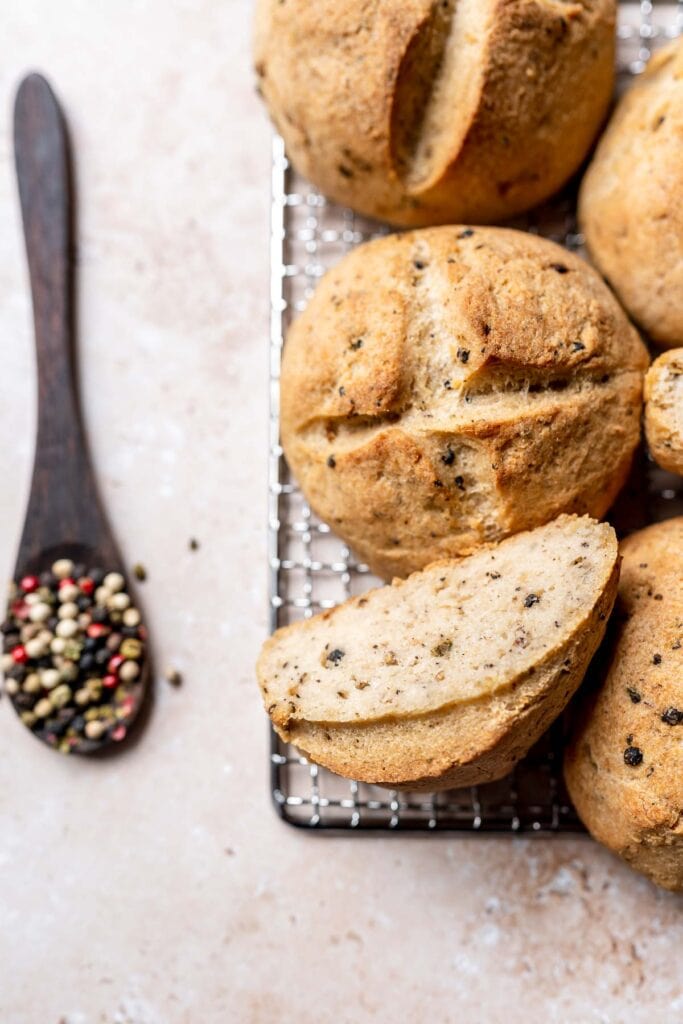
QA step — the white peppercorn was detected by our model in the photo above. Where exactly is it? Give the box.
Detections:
[29,602,51,623]
[85,720,106,740]
[122,608,141,627]
[52,558,74,579]
[41,668,60,690]
[104,572,125,593]
[56,619,78,639]
[119,660,140,682]
[25,637,48,659]
[58,583,79,603]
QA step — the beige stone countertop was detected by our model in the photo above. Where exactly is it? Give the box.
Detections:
[0,3,681,1023]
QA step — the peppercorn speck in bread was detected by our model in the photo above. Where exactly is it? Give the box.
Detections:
[258,515,619,791]
[645,349,683,477]
[579,37,683,348]
[565,518,683,892]
[281,226,648,579]
[254,0,616,226]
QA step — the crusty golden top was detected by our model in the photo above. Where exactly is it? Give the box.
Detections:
[644,348,683,476]
[280,226,648,578]
[579,37,683,348]
[255,0,616,225]
[566,519,683,863]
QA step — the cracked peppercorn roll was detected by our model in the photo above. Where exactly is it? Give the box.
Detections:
[258,515,619,790]
[254,0,616,227]
[579,38,683,348]
[645,349,683,477]
[565,518,683,892]
[280,226,648,580]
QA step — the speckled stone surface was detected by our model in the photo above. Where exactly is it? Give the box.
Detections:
[0,3,681,1023]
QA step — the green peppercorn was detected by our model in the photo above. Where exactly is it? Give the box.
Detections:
[50,684,72,709]
[120,638,143,660]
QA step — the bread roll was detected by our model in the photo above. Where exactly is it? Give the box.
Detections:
[258,515,619,791]
[565,518,683,892]
[255,0,616,226]
[645,349,683,476]
[281,226,648,580]
[579,38,683,348]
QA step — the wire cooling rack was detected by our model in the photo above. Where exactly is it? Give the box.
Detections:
[267,1,683,832]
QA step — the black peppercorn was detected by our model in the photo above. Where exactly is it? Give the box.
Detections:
[80,653,95,673]
[327,649,345,665]
[661,707,683,726]
[524,594,540,608]
[89,567,105,586]
[77,595,92,612]
[326,455,336,469]
[627,687,641,704]
[441,449,455,466]
[624,746,643,767]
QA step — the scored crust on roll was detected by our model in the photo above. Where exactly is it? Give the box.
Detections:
[280,226,648,580]
[254,0,616,226]
[258,515,619,791]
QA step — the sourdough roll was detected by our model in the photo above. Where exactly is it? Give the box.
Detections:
[580,38,683,348]
[258,516,619,791]
[645,349,683,476]
[565,518,683,892]
[254,0,616,226]
[281,226,648,580]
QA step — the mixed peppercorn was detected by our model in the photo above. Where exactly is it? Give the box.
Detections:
[1,559,146,753]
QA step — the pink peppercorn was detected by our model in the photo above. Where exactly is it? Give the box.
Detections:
[103,674,118,689]
[12,645,28,664]
[87,623,108,639]
[20,575,39,593]
[108,654,124,674]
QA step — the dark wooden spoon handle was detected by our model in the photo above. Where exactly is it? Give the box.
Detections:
[13,74,116,569]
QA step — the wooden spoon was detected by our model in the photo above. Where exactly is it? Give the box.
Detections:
[5,73,148,753]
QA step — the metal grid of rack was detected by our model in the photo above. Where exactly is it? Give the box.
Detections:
[267,1,683,832]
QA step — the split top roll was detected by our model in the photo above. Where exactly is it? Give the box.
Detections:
[255,0,616,226]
